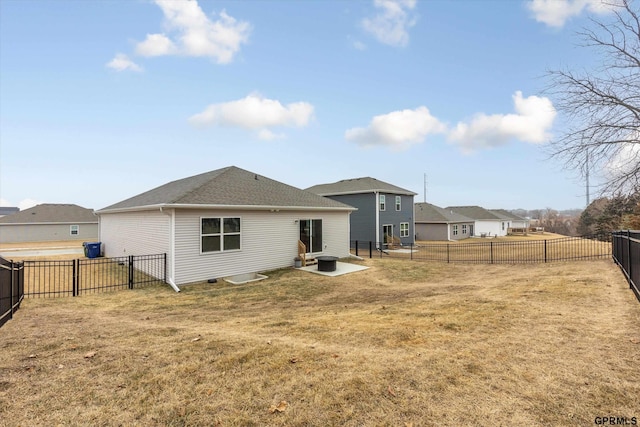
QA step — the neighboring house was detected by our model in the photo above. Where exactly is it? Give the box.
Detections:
[0,204,98,243]
[0,207,19,218]
[306,177,416,246]
[489,209,530,229]
[414,202,475,241]
[446,206,509,237]
[96,166,355,286]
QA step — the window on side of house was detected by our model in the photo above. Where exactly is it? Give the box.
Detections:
[395,196,401,211]
[379,195,386,211]
[453,224,458,236]
[201,217,241,253]
[70,225,79,236]
[400,222,409,237]
[462,224,467,234]
[502,222,505,230]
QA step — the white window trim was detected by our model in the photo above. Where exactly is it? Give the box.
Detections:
[453,224,458,236]
[200,216,242,254]
[400,222,409,237]
[395,196,401,211]
[70,224,79,236]
[379,195,386,211]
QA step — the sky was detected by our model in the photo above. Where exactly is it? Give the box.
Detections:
[0,0,620,212]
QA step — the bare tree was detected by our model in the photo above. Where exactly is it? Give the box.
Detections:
[546,0,640,195]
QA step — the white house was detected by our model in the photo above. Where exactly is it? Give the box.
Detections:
[446,206,509,237]
[96,166,355,287]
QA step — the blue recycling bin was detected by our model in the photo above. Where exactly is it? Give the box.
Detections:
[83,242,101,259]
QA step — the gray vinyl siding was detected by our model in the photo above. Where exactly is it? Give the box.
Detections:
[325,194,376,242]
[173,209,350,285]
[379,193,414,245]
[99,210,171,259]
[0,223,98,243]
[415,223,448,241]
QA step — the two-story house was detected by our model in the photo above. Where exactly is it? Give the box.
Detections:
[306,177,417,247]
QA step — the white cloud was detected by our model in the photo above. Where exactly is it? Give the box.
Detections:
[135,0,251,63]
[604,139,640,182]
[361,0,417,47]
[188,94,314,139]
[135,34,177,57]
[448,91,557,152]
[526,0,615,28]
[345,106,446,150]
[106,53,143,72]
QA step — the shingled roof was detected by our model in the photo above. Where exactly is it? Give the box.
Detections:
[306,177,416,196]
[446,206,504,221]
[489,209,526,221]
[415,203,474,223]
[0,204,97,224]
[97,166,355,213]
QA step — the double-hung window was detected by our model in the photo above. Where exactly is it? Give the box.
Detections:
[379,195,386,211]
[395,196,401,211]
[70,225,79,236]
[400,222,409,238]
[201,217,241,252]
[462,224,467,235]
[453,225,458,236]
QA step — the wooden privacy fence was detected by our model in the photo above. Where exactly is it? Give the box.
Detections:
[0,257,24,329]
[352,234,612,264]
[612,230,640,302]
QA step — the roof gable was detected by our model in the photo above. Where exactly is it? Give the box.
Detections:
[306,177,416,196]
[98,166,354,212]
[0,204,97,224]
[415,203,474,223]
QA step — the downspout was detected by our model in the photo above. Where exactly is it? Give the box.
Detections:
[160,207,180,293]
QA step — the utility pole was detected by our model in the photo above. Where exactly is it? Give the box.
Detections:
[423,173,427,203]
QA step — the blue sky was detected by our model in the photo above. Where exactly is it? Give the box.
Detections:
[0,0,616,211]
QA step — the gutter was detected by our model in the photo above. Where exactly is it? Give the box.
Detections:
[167,278,181,293]
[96,203,356,215]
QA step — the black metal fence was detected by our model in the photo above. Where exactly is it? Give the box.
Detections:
[0,257,24,328]
[351,234,612,264]
[612,230,640,302]
[23,254,167,298]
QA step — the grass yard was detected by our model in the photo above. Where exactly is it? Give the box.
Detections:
[1,258,639,426]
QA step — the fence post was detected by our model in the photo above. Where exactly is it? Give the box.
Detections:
[544,240,547,263]
[128,255,134,289]
[490,242,494,264]
[369,241,372,259]
[164,253,167,284]
[355,241,359,257]
[73,259,78,297]
[628,230,633,289]
[447,244,450,263]
[9,260,14,320]
[410,243,413,260]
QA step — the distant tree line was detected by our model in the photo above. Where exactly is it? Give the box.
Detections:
[577,193,640,235]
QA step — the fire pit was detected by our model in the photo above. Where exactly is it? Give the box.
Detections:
[316,256,338,272]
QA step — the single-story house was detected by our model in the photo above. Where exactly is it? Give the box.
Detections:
[446,206,509,237]
[306,177,416,247]
[414,202,475,241]
[489,209,529,229]
[0,204,98,243]
[96,166,356,287]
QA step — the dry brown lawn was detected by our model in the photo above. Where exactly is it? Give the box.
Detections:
[1,258,639,426]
